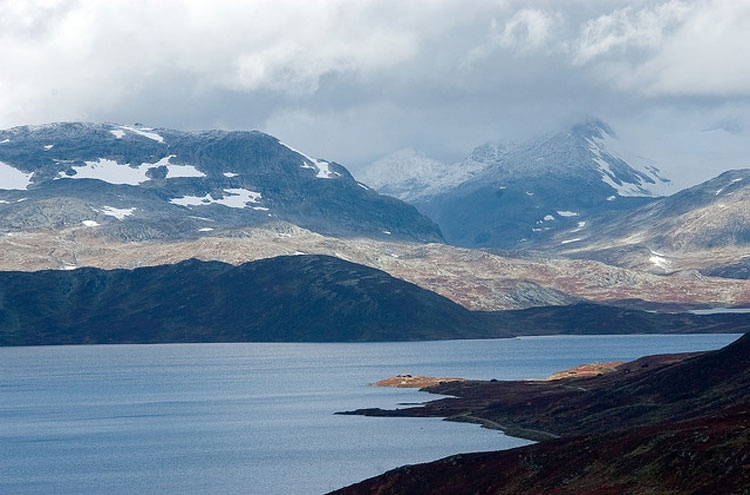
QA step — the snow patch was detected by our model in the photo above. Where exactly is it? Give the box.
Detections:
[110,129,126,139]
[252,206,269,211]
[0,139,9,144]
[63,265,77,271]
[198,227,214,232]
[570,221,587,233]
[170,188,262,209]
[587,132,672,197]
[43,144,54,151]
[158,154,205,178]
[223,172,240,178]
[166,164,205,179]
[649,255,670,269]
[543,215,555,222]
[606,195,616,201]
[560,238,582,244]
[118,125,164,143]
[57,155,203,185]
[0,162,34,190]
[556,210,579,217]
[279,141,341,179]
[60,158,151,185]
[100,206,135,220]
[81,220,99,227]
[526,191,534,196]
[357,183,370,190]
[383,230,392,235]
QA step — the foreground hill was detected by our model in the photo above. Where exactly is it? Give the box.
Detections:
[1,255,747,346]
[0,122,441,242]
[333,334,750,494]
[2,223,749,312]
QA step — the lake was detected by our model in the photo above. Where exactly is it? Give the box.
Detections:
[0,334,741,494]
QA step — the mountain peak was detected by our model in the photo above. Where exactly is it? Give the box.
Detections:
[0,122,443,243]
[571,118,616,139]
[358,148,485,202]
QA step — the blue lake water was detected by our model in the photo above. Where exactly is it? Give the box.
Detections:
[0,334,741,494]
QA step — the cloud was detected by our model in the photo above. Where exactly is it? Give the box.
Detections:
[0,0,748,187]
[500,8,559,51]
[0,0,424,124]
[574,1,750,97]
[574,1,690,63]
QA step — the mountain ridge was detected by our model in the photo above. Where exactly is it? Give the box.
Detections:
[0,122,443,243]
[361,119,673,250]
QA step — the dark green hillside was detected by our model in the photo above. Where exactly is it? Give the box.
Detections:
[0,255,512,345]
[0,255,747,345]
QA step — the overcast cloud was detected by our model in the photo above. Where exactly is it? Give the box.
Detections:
[1,0,749,188]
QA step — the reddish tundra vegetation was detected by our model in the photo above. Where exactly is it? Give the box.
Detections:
[332,334,750,495]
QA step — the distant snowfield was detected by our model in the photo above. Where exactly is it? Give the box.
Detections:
[58,158,151,185]
[56,155,204,185]
[560,237,583,244]
[117,125,164,143]
[0,161,34,190]
[279,141,340,179]
[160,155,205,179]
[587,133,673,198]
[170,188,263,209]
[100,206,136,220]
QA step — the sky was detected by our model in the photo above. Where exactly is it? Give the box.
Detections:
[1,0,749,189]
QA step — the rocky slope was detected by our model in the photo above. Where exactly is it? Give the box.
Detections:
[548,169,750,276]
[362,119,672,250]
[1,254,746,346]
[0,122,442,242]
[332,334,750,494]
[0,223,748,311]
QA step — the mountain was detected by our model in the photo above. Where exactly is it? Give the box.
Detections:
[0,255,510,345]
[333,334,750,494]
[1,221,749,311]
[0,122,442,242]
[1,254,746,346]
[358,148,487,202]
[363,119,673,250]
[546,169,750,275]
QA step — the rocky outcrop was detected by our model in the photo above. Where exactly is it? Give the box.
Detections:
[369,376,467,388]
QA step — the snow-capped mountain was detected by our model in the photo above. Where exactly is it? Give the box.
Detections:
[358,148,489,202]
[0,122,442,242]
[546,168,750,275]
[412,119,674,249]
